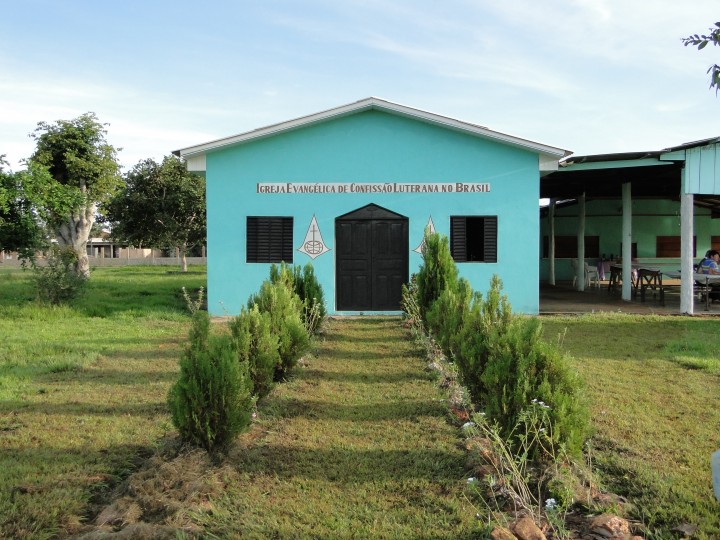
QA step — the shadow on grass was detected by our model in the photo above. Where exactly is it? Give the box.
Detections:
[264,397,446,421]
[36,367,180,386]
[230,443,463,483]
[309,348,418,362]
[0,442,153,537]
[0,399,169,417]
[298,368,433,384]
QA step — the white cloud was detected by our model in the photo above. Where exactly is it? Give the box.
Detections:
[1,0,718,173]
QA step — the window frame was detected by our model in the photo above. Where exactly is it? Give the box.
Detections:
[246,216,294,263]
[450,215,498,263]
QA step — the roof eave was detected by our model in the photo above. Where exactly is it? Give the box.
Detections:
[174,97,569,165]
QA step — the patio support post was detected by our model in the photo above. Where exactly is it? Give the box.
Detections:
[549,199,556,286]
[577,193,586,291]
[680,191,694,314]
[622,182,632,301]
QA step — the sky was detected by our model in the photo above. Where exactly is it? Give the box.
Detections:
[1,0,719,171]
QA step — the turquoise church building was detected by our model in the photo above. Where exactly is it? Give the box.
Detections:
[176,98,568,316]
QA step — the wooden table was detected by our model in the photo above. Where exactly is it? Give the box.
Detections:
[608,265,638,293]
[663,271,720,311]
[634,268,663,303]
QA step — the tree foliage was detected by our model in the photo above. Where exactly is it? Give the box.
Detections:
[682,22,720,92]
[104,155,206,271]
[0,156,46,257]
[28,113,121,276]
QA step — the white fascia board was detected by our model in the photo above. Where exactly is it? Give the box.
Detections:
[176,97,569,163]
[539,154,560,172]
[185,154,206,172]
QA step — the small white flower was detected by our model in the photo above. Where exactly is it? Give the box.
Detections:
[462,421,476,430]
[545,497,557,509]
[539,427,546,433]
[467,477,477,484]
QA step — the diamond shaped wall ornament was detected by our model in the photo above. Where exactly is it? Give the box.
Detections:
[413,216,436,254]
[298,215,331,259]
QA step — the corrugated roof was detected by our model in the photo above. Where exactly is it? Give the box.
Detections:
[559,136,720,166]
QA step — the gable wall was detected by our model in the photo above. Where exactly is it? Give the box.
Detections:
[206,109,542,314]
[684,144,720,195]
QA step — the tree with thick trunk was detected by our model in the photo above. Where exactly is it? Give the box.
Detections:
[29,113,121,277]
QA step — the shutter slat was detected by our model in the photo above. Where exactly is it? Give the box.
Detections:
[451,217,467,262]
[247,217,293,263]
[484,216,497,263]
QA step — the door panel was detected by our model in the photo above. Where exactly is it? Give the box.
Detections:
[336,221,372,310]
[335,216,408,311]
[371,221,408,310]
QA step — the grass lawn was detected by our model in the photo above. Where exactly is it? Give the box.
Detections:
[0,265,205,539]
[2,265,720,538]
[190,317,478,538]
[542,314,720,539]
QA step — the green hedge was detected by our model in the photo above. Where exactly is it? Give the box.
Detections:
[407,235,589,458]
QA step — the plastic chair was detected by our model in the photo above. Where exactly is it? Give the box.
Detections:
[584,262,600,289]
[571,259,599,289]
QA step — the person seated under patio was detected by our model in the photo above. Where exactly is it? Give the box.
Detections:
[699,250,720,302]
[700,250,720,274]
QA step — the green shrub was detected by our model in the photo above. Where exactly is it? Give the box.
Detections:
[269,262,295,290]
[269,262,326,335]
[229,305,280,399]
[292,263,326,335]
[425,277,473,360]
[452,275,513,403]
[33,246,87,305]
[415,232,458,324]
[452,277,588,458]
[248,280,310,379]
[168,312,254,452]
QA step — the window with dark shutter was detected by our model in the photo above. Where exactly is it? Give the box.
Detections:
[247,217,294,263]
[542,236,600,258]
[656,235,696,257]
[450,216,497,263]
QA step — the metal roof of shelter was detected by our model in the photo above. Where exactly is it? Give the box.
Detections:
[541,137,720,217]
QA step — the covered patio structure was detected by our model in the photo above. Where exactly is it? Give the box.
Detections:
[540,137,720,315]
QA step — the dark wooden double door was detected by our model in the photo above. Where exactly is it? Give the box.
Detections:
[335,204,409,311]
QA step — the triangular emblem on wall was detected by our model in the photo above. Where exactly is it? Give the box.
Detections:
[413,216,436,254]
[298,215,331,259]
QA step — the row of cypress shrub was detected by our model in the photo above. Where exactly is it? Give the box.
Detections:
[168,263,325,452]
[410,232,588,458]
